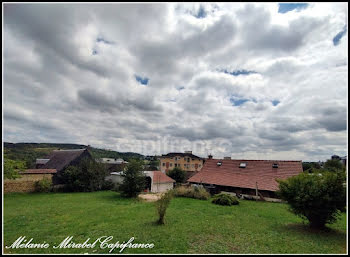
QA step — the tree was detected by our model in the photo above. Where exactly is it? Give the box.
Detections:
[324,159,344,172]
[148,159,160,170]
[167,167,186,183]
[277,171,346,229]
[4,158,26,179]
[119,159,146,197]
[61,158,109,192]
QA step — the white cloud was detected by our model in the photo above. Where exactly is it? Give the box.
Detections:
[3,3,348,161]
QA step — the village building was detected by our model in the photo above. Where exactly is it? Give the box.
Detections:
[159,151,204,174]
[188,156,303,199]
[40,148,93,184]
[97,158,128,172]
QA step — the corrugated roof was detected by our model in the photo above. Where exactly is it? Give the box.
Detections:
[188,159,303,192]
[42,149,88,172]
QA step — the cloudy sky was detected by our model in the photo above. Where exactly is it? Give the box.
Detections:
[3,3,348,161]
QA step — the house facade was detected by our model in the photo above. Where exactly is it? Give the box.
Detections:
[188,157,303,199]
[159,151,204,173]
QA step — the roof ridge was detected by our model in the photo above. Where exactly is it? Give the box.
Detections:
[209,159,302,162]
[53,149,86,152]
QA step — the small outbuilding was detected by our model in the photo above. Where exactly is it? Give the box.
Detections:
[106,170,175,193]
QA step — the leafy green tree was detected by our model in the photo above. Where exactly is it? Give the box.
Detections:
[4,158,26,179]
[119,159,146,197]
[148,159,160,170]
[324,159,344,172]
[167,167,186,183]
[61,158,109,192]
[277,171,346,228]
[302,162,313,172]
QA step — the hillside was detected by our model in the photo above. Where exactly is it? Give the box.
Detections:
[3,142,144,168]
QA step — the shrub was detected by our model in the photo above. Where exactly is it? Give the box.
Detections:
[212,193,239,206]
[277,171,346,228]
[155,190,174,225]
[35,178,53,193]
[119,159,146,198]
[173,186,210,200]
[61,158,109,192]
[167,167,186,183]
[101,179,115,190]
[4,158,26,179]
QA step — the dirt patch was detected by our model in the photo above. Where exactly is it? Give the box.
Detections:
[138,193,162,202]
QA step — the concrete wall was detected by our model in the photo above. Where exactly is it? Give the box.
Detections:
[151,182,174,193]
[105,174,124,184]
[4,174,53,193]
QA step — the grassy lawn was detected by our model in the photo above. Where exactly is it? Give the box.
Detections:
[3,191,347,254]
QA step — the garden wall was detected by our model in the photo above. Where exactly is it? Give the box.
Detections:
[4,174,54,193]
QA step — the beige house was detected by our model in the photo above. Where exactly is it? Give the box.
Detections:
[159,151,204,173]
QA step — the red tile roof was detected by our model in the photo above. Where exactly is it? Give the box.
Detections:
[152,171,176,184]
[187,159,303,192]
[20,169,57,174]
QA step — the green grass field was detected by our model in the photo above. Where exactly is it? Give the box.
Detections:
[3,191,347,254]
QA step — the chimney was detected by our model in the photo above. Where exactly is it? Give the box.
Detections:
[208,154,213,159]
[224,157,231,160]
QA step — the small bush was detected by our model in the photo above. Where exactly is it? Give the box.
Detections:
[173,186,210,200]
[155,190,174,225]
[35,178,53,193]
[212,193,239,206]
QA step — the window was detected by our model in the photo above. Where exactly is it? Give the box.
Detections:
[239,163,246,168]
[199,164,201,168]
[272,163,278,168]
[170,163,173,167]
[191,164,195,168]
[217,162,222,166]
[162,163,165,166]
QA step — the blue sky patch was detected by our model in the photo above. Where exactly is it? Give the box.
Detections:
[135,75,149,85]
[230,97,250,106]
[177,86,185,91]
[222,69,257,76]
[195,5,207,18]
[96,37,114,45]
[333,25,347,46]
[272,100,280,106]
[278,3,308,13]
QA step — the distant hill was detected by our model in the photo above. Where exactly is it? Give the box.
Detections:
[3,142,144,168]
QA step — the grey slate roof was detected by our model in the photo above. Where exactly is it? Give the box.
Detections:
[42,149,88,172]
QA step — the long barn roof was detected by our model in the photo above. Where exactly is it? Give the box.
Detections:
[188,159,303,192]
